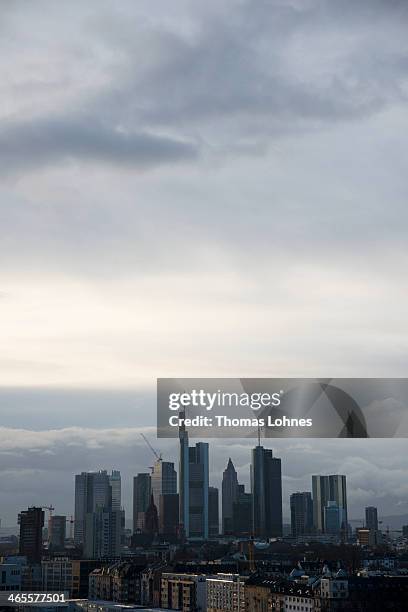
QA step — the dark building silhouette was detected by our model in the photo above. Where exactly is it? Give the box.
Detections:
[144,494,159,536]
[290,492,313,538]
[221,458,239,535]
[251,446,282,538]
[232,484,252,536]
[365,506,379,531]
[159,493,179,537]
[133,473,151,533]
[18,506,44,563]
[208,487,219,537]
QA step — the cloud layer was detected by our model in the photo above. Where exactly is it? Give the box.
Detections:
[0,1,407,390]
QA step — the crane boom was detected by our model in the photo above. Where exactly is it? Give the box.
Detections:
[140,433,162,461]
[42,505,55,516]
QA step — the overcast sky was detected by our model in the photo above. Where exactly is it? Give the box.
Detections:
[1,0,408,527]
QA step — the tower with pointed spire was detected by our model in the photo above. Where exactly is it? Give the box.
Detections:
[144,493,159,536]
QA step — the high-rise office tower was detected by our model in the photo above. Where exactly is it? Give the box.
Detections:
[290,492,313,538]
[74,469,122,556]
[159,493,179,537]
[312,475,328,533]
[325,501,345,535]
[251,446,282,538]
[188,442,209,539]
[312,475,348,534]
[84,507,121,557]
[179,416,209,539]
[209,487,219,537]
[133,473,151,533]
[232,485,252,536]
[365,506,379,531]
[222,458,239,535]
[109,470,122,512]
[179,414,189,537]
[74,471,112,545]
[18,507,44,564]
[151,460,177,524]
[48,515,66,549]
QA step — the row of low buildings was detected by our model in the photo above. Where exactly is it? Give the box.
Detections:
[0,556,112,598]
[3,551,408,611]
[91,566,408,612]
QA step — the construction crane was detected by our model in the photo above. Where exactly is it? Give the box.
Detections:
[140,433,162,462]
[42,505,55,518]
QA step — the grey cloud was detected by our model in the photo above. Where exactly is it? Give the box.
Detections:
[0,117,198,175]
[96,0,408,138]
[1,0,408,176]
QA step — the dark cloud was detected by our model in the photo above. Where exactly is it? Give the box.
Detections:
[94,0,408,138]
[1,0,407,174]
[0,116,198,175]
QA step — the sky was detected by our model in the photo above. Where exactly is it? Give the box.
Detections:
[0,0,408,527]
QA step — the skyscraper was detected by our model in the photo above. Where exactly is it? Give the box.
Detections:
[109,470,122,512]
[232,485,252,536]
[133,473,151,533]
[179,416,209,539]
[290,492,313,538]
[74,469,121,556]
[209,487,219,537]
[222,458,239,535]
[74,471,112,545]
[151,460,177,524]
[179,413,189,537]
[159,493,179,537]
[365,506,379,531]
[325,501,345,536]
[18,507,44,564]
[251,445,282,538]
[48,515,67,549]
[312,475,348,534]
[84,507,121,557]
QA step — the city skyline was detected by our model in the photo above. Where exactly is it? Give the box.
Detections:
[2,430,407,530]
